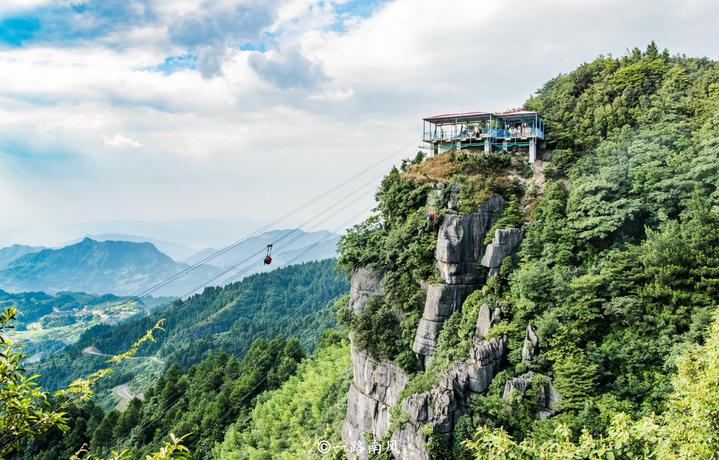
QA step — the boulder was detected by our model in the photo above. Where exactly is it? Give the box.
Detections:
[349,267,384,311]
[480,228,522,277]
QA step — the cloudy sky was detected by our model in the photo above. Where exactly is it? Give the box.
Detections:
[1,0,718,248]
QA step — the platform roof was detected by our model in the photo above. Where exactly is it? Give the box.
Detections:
[423,110,540,124]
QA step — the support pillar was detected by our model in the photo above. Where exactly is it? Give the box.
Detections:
[529,139,536,163]
[484,139,491,153]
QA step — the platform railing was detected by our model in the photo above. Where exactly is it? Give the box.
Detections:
[424,127,544,141]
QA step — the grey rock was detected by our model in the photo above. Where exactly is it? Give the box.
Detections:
[502,371,535,400]
[480,228,522,277]
[341,346,409,459]
[349,267,384,311]
[475,303,502,340]
[435,195,505,284]
[412,284,477,357]
[350,345,409,405]
[391,423,429,460]
[468,336,507,393]
[502,372,562,419]
[521,324,539,367]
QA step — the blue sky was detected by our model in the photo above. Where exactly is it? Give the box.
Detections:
[1,0,718,247]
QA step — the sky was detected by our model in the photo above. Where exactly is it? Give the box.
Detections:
[1,0,718,248]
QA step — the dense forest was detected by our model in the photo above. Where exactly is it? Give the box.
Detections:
[32,259,347,394]
[335,43,719,458]
[3,44,719,459]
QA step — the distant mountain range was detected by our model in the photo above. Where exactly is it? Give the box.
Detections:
[81,233,199,261]
[0,229,339,296]
[0,238,218,296]
[0,244,45,268]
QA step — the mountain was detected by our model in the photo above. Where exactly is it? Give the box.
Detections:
[0,238,221,296]
[0,244,45,268]
[9,46,719,460]
[84,233,199,261]
[182,228,340,267]
[30,259,347,401]
[0,289,169,359]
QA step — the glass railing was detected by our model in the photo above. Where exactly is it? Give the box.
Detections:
[424,127,544,141]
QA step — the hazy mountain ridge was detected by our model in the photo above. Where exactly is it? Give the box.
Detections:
[0,244,45,268]
[0,238,220,296]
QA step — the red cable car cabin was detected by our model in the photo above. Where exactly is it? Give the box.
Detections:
[264,244,273,265]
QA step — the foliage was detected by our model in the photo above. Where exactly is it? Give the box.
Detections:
[0,306,68,457]
[1,305,163,459]
[19,335,306,459]
[214,331,352,459]
[32,260,347,395]
[454,44,719,454]
[465,308,719,459]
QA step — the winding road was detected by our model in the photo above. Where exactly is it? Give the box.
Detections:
[81,346,165,364]
[116,383,134,401]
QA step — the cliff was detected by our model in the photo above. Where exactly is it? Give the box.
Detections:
[341,181,535,458]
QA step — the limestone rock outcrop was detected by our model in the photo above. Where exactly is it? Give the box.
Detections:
[392,334,507,458]
[435,195,505,285]
[343,194,524,459]
[342,346,410,454]
[349,267,384,311]
[502,371,561,418]
[412,284,476,359]
[475,303,501,341]
[412,195,505,364]
[521,324,539,367]
[481,227,522,276]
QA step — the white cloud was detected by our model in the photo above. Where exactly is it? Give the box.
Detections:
[103,133,142,148]
[1,0,719,246]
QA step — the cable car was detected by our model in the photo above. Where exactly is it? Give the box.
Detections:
[264,244,273,265]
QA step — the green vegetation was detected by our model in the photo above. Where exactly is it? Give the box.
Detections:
[32,259,347,398]
[1,305,167,459]
[214,331,352,459]
[465,308,719,459]
[338,43,719,458]
[0,290,164,358]
[16,335,306,459]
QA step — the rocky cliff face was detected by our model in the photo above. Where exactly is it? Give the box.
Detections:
[413,195,506,366]
[342,194,525,459]
[342,344,410,448]
[392,306,507,459]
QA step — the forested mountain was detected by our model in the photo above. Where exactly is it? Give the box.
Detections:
[13,260,348,459]
[15,335,311,460]
[326,43,719,459]
[0,230,339,297]
[5,44,719,460]
[0,244,44,268]
[84,234,199,261]
[32,259,347,394]
[0,290,167,358]
[0,238,221,296]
